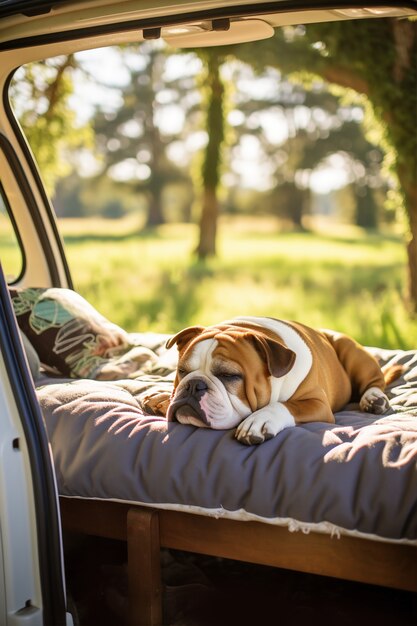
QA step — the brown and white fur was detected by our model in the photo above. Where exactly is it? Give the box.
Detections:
[144,317,397,445]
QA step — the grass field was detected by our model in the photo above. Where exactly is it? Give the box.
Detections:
[52,215,417,350]
[1,213,415,349]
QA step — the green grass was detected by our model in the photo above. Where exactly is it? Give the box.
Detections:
[1,213,414,349]
[55,215,417,350]
[0,214,23,282]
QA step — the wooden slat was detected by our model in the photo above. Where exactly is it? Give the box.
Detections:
[60,498,129,540]
[158,510,417,592]
[127,508,162,626]
[60,498,417,594]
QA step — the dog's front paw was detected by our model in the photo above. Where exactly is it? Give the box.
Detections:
[235,405,295,445]
[235,415,275,445]
[141,391,171,416]
[359,387,390,415]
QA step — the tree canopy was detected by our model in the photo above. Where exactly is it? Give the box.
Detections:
[10,55,93,194]
[234,17,417,309]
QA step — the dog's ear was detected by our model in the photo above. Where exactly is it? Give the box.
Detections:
[249,334,296,378]
[166,326,206,352]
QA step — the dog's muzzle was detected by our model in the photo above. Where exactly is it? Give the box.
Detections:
[167,377,210,426]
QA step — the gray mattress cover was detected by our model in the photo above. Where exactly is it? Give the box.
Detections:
[36,343,417,543]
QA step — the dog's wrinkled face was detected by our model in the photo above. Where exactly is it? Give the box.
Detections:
[166,325,295,429]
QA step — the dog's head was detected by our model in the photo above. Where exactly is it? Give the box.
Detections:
[165,323,295,429]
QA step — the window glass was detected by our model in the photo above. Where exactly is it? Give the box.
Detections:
[0,185,23,283]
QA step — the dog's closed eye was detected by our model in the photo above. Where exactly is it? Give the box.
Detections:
[215,371,243,383]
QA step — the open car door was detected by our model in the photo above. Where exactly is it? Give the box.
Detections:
[0,263,71,625]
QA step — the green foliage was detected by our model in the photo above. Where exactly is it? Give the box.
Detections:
[306,19,417,189]
[220,55,387,228]
[235,18,416,211]
[12,36,396,232]
[92,43,200,226]
[233,17,417,309]
[10,56,93,195]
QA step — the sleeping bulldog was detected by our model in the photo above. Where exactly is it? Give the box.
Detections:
[144,316,397,445]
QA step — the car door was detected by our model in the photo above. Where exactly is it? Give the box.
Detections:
[0,263,70,625]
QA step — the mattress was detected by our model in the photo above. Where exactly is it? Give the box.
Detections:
[35,335,417,545]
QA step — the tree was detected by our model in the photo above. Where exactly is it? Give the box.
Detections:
[93,43,200,227]
[10,55,92,195]
[235,18,417,311]
[300,118,386,228]
[195,50,226,258]
[225,61,385,229]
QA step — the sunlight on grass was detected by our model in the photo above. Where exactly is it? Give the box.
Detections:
[58,216,417,350]
[0,215,23,281]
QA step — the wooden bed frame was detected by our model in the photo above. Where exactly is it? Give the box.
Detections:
[60,497,417,626]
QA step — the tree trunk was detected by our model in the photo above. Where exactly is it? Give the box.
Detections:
[407,235,417,315]
[389,20,417,313]
[146,174,164,227]
[402,178,417,314]
[354,186,378,229]
[197,188,218,257]
[196,52,225,260]
[145,51,165,228]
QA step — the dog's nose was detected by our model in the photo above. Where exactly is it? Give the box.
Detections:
[186,378,208,395]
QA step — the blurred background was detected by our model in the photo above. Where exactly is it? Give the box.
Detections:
[4,16,417,348]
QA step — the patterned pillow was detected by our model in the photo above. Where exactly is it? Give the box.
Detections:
[9,287,131,378]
